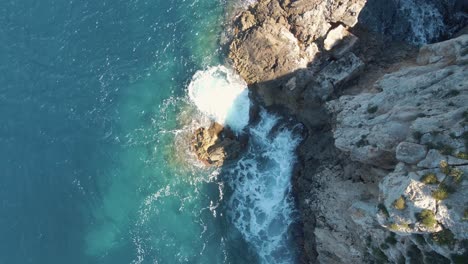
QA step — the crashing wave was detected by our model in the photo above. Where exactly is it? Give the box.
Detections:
[188,65,250,133]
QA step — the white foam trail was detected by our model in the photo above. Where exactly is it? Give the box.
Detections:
[226,110,301,264]
[188,66,250,133]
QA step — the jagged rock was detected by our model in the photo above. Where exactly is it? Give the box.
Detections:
[358,0,467,44]
[229,0,368,85]
[191,122,241,166]
[228,1,468,263]
[305,52,364,102]
[396,142,427,164]
[324,34,468,262]
[324,25,359,59]
[417,150,447,169]
[230,22,307,84]
[328,34,468,168]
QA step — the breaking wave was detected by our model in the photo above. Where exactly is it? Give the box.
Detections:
[188,66,250,133]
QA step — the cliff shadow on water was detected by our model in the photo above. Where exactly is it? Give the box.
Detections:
[222,0,468,263]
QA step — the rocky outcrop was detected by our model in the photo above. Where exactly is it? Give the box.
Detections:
[191,122,242,166]
[228,1,468,263]
[229,0,367,85]
[322,33,468,263]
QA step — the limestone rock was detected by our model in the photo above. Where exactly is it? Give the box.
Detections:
[191,123,242,166]
[305,52,364,102]
[324,25,359,58]
[230,23,306,84]
[328,34,468,168]
[396,142,427,164]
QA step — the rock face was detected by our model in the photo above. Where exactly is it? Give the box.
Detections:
[191,122,242,167]
[229,0,367,85]
[319,34,468,263]
[228,1,468,263]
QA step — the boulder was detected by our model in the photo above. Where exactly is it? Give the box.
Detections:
[191,123,242,166]
[395,142,427,164]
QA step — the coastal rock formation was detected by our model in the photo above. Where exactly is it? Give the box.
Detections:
[228,0,468,263]
[191,122,242,166]
[229,0,367,85]
[300,34,468,264]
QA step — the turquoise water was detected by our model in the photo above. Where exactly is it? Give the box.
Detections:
[0,0,298,263]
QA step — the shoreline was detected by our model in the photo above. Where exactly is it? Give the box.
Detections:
[223,0,468,263]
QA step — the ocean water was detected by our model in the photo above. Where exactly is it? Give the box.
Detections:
[0,0,299,264]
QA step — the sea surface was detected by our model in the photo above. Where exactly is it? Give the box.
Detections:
[0,0,300,264]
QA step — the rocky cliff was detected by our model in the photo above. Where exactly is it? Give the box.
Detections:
[227,0,468,263]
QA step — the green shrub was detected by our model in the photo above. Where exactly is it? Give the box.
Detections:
[389,222,409,231]
[417,209,437,228]
[456,152,468,160]
[432,184,452,200]
[439,160,450,175]
[421,173,438,184]
[388,223,399,231]
[367,105,378,114]
[463,208,468,221]
[431,229,455,246]
[439,144,454,155]
[393,196,406,210]
[449,168,464,183]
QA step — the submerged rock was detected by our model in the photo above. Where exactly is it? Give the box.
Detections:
[191,122,242,167]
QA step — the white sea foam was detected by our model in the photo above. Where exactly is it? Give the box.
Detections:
[187,65,300,262]
[226,110,301,263]
[188,65,250,133]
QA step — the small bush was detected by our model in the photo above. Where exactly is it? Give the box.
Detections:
[393,196,406,210]
[417,209,437,228]
[463,208,468,221]
[456,152,468,160]
[389,222,409,231]
[431,229,455,246]
[388,223,399,230]
[421,173,438,184]
[439,145,454,155]
[432,184,452,200]
[378,203,389,218]
[439,160,450,175]
[449,168,464,183]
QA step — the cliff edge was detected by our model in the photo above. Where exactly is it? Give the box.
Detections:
[228,0,468,263]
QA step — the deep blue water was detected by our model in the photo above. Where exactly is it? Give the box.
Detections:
[0,0,299,263]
